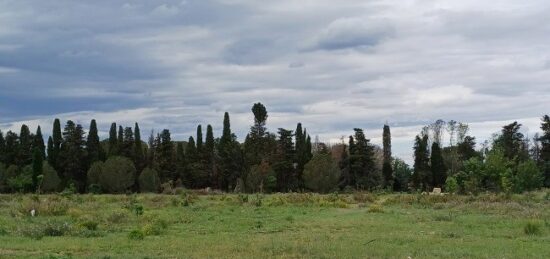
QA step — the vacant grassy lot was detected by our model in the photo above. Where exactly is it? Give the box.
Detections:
[0,191,549,258]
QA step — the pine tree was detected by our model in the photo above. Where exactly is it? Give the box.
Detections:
[33,126,46,160]
[108,123,118,157]
[244,103,274,169]
[121,127,134,158]
[156,129,175,182]
[18,124,32,166]
[274,128,295,191]
[382,124,393,189]
[86,119,103,165]
[349,128,377,189]
[4,131,19,165]
[431,142,447,188]
[57,120,87,192]
[494,122,528,162]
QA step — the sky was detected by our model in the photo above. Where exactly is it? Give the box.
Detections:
[0,0,549,164]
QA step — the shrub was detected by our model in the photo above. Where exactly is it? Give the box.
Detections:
[445,176,458,194]
[43,221,71,236]
[18,224,45,240]
[87,161,103,186]
[99,157,136,193]
[128,229,145,240]
[367,204,384,213]
[515,160,544,193]
[246,161,276,193]
[88,184,102,194]
[524,221,542,236]
[106,210,128,224]
[303,153,341,193]
[139,168,161,193]
[41,162,61,193]
[7,165,34,192]
[79,220,99,231]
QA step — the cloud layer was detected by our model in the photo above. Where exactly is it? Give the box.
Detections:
[1,0,549,163]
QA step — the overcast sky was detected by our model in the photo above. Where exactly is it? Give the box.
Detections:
[1,0,549,163]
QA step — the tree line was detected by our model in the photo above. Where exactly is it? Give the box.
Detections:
[0,103,548,194]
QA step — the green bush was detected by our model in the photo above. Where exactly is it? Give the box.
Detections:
[43,221,71,236]
[445,176,458,194]
[246,161,276,193]
[515,160,543,193]
[87,161,103,186]
[41,162,61,193]
[7,165,34,192]
[99,157,136,193]
[303,153,341,193]
[128,229,145,240]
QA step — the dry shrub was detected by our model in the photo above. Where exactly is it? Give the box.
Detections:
[367,204,384,213]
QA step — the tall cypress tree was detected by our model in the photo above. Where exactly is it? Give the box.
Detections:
[382,124,393,189]
[0,130,5,164]
[196,125,203,155]
[176,142,186,183]
[86,119,103,165]
[539,115,550,187]
[412,134,430,190]
[33,126,46,160]
[431,142,447,188]
[205,124,216,187]
[51,118,62,169]
[118,125,124,154]
[218,112,242,191]
[32,147,43,191]
[47,136,54,166]
[108,123,118,157]
[18,124,32,166]
[134,123,144,172]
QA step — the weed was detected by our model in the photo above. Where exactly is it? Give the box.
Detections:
[367,204,384,213]
[524,221,542,236]
[128,229,145,240]
[433,212,455,222]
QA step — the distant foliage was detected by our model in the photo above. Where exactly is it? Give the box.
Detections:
[303,153,341,193]
[98,157,136,193]
[139,168,161,193]
[41,162,61,193]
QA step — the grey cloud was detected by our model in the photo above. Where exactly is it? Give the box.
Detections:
[314,17,394,50]
[1,0,549,163]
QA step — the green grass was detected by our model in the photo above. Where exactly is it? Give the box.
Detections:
[0,191,549,258]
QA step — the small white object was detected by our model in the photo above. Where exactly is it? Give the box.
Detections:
[30,209,36,217]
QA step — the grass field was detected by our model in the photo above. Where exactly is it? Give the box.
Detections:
[0,191,549,258]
